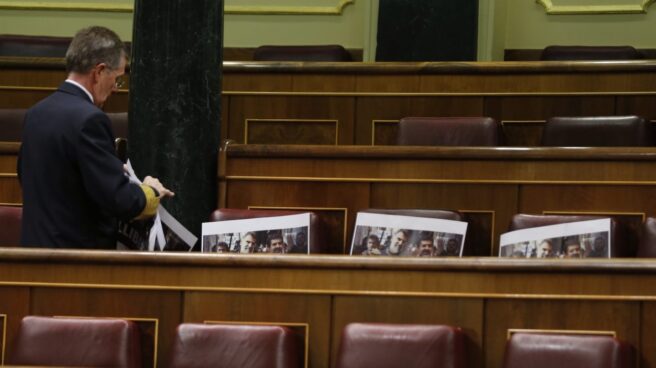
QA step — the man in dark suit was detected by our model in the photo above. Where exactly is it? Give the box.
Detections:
[18,26,173,249]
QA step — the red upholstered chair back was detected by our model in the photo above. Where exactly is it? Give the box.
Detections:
[541,115,654,146]
[253,44,352,61]
[503,332,635,368]
[169,323,301,368]
[209,208,326,253]
[0,206,21,246]
[0,108,26,141]
[637,217,656,257]
[107,112,129,139]
[336,323,466,368]
[397,117,503,146]
[7,316,142,367]
[540,45,641,61]
[0,34,71,57]
[509,214,632,257]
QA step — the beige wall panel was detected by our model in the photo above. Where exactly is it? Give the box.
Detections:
[184,292,332,368]
[485,299,640,368]
[355,96,485,145]
[370,183,518,256]
[505,0,656,49]
[227,95,355,144]
[0,286,29,362]
[31,287,182,367]
[332,296,484,368]
[224,180,370,254]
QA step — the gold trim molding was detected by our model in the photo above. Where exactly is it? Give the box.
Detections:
[536,0,655,14]
[507,328,616,339]
[0,0,355,14]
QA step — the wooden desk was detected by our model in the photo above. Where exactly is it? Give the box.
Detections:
[1,249,656,368]
[220,144,656,255]
[2,58,656,146]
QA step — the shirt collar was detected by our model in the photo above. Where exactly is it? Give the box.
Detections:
[65,79,94,104]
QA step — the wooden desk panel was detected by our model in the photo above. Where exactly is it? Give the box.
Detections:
[2,250,656,367]
[221,145,656,255]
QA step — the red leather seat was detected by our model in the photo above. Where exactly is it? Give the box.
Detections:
[107,112,129,139]
[0,206,21,246]
[169,323,301,368]
[541,115,654,146]
[540,45,641,61]
[509,214,632,257]
[336,323,466,368]
[397,117,503,146]
[0,108,26,142]
[503,332,635,368]
[637,217,656,257]
[209,208,326,253]
[7,316,142,367]
[253,44,352,61]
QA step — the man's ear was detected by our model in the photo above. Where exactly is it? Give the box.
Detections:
[92,63,107,81]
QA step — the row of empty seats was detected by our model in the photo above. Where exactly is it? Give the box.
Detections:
[5,315,635,367]
[397,115,655,147]
[1,109,653,147]
[0,34,645,61]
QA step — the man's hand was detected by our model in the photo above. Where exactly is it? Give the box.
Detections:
[143,176,175,198]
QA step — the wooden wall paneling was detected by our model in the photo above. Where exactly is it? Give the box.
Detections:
[0,154,17,172]
[292,74,357,93]
[0,286,29,364]
[355,96,485,145]
[224,181,370,254]
[484,96,616,146]
[331,296,484,368]
[101,91,129,112]
[220,95,230,142]
[183,292,332,368]
[461,211,495,257]
[226,95,355,144]
[0,177,22,205]
[30,287,182,367]
[355,75,421,93]
[484,299,640,368]
[640,302,656,368]
[0,88,53,109]
[0,69,66,87]
[370,183,519,256]
[222,73,293,92]
[615,95,656,120]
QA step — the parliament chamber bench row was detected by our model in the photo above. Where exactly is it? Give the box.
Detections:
[3,315,636,368]
[2,108,656,147]
[4,205,656,258]
[3,57,656,147]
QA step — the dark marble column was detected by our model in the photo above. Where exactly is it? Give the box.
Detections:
[376,0,478,61]
[129,0,223,248]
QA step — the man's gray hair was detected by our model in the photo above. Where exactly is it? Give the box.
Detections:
[65,26,126,73]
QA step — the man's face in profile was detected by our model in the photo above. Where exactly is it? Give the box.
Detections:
[446,238,459,255]
[418,240,434,257]
[537,241,554,258]
[269,237,285,253]
[566,243,582,258]
[388,231,407,255]
[240,234,256,253]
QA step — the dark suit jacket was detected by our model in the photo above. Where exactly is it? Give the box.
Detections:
[18,82,146,249]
